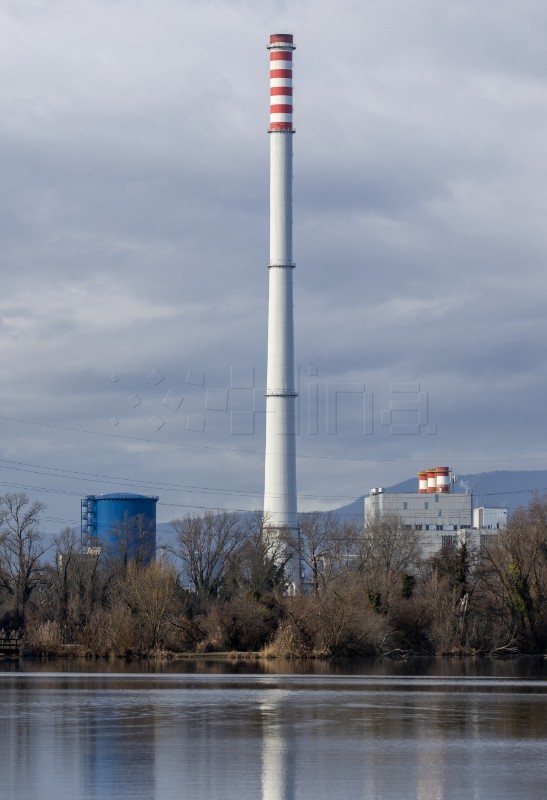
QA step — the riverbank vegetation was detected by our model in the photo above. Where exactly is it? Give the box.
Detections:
[1,492,546,659]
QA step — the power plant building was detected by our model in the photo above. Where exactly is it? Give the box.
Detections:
[365,489,472,532]
[365,489,473,559]
[365,467,504,559]
[81,493,158,563]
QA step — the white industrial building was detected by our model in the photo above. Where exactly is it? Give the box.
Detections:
[473,506,507,530]
[364,467,507,560]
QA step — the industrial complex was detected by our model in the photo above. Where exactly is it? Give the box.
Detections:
[364,467,507,559]
[72,41,509,578]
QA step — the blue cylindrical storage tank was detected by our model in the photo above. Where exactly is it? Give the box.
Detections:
[83,493,158,563]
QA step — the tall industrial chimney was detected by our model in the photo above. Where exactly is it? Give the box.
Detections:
[263,33,299,582]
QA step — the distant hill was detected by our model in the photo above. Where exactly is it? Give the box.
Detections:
[156,470,547,533]
[331,470,547,525]
[157,520,177,546]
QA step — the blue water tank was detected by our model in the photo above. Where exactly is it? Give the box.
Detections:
[81,493,158,562]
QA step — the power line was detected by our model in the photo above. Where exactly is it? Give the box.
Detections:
[0,418,546,522]
[0,468,547,512]
[0,456,358,502]
[3,413,547,465]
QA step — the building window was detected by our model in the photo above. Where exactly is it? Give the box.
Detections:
[436,524,443,530]
[424,502,429,510]
[404,525,412,530]
[403,502,407,510]
[414,524,423,531]
[435,495,439,503]
[442,535,456,549]
[438,510,442,517]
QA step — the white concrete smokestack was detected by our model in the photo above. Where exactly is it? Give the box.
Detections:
[263,33,299,581]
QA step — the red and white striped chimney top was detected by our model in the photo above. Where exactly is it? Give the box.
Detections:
[268,33,295,132]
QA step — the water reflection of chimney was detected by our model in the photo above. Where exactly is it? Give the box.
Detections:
[416,701,445,800]
[260,700,296,800]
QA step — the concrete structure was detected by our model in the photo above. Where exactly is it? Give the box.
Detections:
[263,34,299,578]
[81,493,158,562]
[365,489,473,559]
[365,473,504,559]
[473,506,507,530]
[457,526,500,557]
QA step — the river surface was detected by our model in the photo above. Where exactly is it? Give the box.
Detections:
[0,658,546,799]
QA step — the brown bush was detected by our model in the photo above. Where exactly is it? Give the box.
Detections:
[80,604,139,657]
[261,619,313,658]
[24,620,61,654]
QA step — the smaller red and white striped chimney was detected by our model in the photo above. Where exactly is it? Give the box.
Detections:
[436,466,451,493]
[417,470,428,494]
[417,466,452,493]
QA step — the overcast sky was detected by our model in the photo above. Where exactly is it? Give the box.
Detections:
[1,0,547,533]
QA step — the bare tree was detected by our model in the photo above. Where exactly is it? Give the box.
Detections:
[123,561,179,651]
[172,511,245,600]
[105,513,156,571]
[363,514,422,611]
[49,526,101,641]
[297,512,358,594]
[480,497,547,652]
[228,512,287,598]
[0,493,48,626]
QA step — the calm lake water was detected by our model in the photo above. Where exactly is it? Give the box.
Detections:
[1,658,546,800]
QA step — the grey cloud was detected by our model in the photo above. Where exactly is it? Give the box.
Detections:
[1,0,546,524]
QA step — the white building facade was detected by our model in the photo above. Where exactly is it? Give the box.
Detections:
[473,506,507,530]
[364,489,503,560]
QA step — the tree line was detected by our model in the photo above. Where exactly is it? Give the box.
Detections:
[1,491,546,658]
